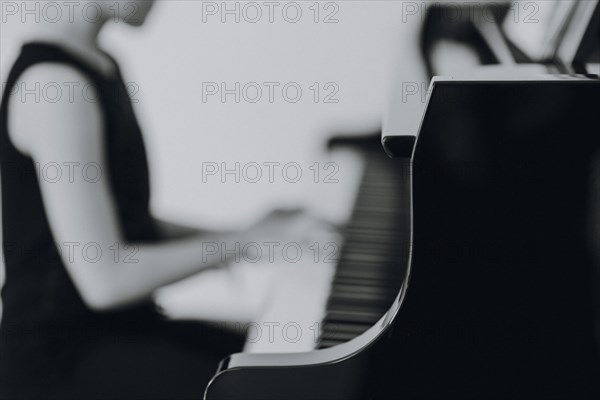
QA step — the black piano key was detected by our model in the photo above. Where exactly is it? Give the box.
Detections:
[321,329,361,342]
[317,339,346,349]
[332,276,403,288]
[325,302,391,316]
[324,310,383,324]
[322,322,371,336]
[330,284,398,297]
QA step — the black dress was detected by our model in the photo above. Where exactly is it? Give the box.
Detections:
[0,42,242,400]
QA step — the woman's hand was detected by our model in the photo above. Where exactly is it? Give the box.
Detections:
[237,208,341,263]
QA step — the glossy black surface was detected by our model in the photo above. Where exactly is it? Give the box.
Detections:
[205,77,600,399]
[375,77,600,398]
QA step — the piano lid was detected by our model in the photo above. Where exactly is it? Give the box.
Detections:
[381,72,584,159]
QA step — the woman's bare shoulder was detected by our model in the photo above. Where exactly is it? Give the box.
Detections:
[7,63,103,158]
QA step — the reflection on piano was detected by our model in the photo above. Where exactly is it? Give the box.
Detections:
[205,3,600,399]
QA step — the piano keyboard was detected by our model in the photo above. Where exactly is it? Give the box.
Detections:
[318,140,411,348]
[155,137,411,353]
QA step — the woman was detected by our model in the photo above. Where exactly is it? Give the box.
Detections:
[0,1,316,398]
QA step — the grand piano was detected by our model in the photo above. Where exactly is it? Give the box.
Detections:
[205,3,600,398]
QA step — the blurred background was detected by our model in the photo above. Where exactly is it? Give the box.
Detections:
[2,0,421,228]
[0,0,428,321]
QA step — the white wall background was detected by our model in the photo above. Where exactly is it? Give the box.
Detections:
[2,0,425,225]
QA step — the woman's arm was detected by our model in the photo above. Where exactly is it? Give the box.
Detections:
[8,64,248,312]
[153,218,213,240]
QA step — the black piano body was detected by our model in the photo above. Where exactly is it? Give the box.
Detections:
[204,76,600,399]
